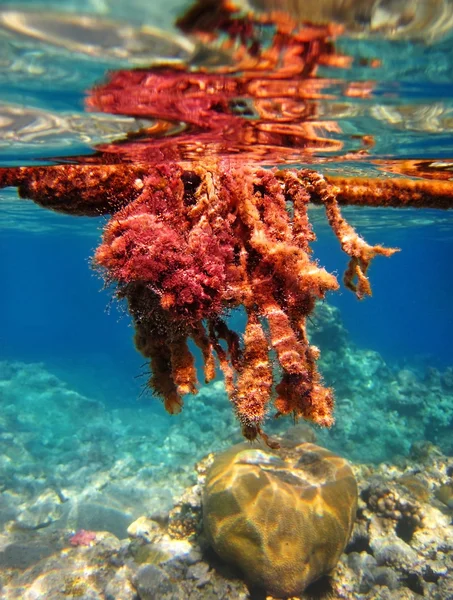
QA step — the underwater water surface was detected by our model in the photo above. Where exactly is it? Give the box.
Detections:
[0,1,452,598]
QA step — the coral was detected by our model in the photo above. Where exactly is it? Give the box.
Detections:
[202,441,357,597]
[364,485,424,531]
[69,530,97,547]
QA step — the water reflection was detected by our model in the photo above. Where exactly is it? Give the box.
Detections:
[0,0,452,174]
[245,0,453,41]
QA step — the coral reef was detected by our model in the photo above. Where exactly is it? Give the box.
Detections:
[0,425,451,600]
[202,442,357,597]
[307,303,453,462]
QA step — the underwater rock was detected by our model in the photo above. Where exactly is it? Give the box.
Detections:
[279,422,317,447]
[341,447,453,599]
[347,552,399,593]
[0,493,19,528]
[133,564,185,600]
[15,494,66,531]
[104,566,137,600]
[127,516,162,544]
[202,442,357,597]
[435,482,453,509]
[372,537,419,571]
[68,501,134,540]
[0,535,57,569]
[186,560,210,587]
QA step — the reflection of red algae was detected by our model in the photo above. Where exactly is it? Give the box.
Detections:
[69,530,97,547]
[86,6,351,166]
[87,68,343,165]
[1,0,453,445]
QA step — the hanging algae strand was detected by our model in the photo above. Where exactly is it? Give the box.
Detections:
[92,163,400,443]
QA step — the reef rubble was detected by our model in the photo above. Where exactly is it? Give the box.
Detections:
[0,428,451,600]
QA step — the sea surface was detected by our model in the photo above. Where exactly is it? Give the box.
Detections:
[0,1,452,598]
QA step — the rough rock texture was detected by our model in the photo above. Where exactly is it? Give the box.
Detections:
[202,442,358,597]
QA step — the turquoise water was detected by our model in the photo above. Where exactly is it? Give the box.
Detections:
[0,2,452,597]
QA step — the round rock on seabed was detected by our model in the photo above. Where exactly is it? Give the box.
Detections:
[203,442,358,598]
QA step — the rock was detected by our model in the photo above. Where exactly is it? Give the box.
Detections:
[372,537,419,570]
[203,442,357,597]
[69,501,133,539]
[364,565,400,591]
[0,535,57,569]
[16,497,65,530]
[280,423,317,446]
[22,566,104,600]
[0,492,19,526]
[186,561,210,587]
[132,564,184,600]
[104,566,137,600]
[435,482,453,508]
[127,517,161,543]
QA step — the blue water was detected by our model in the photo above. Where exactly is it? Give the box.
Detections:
[314,214,453,368]
[1,210,453,378]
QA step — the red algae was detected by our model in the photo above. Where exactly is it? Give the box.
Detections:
[69,530,97,547]
[0,0,452,445]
